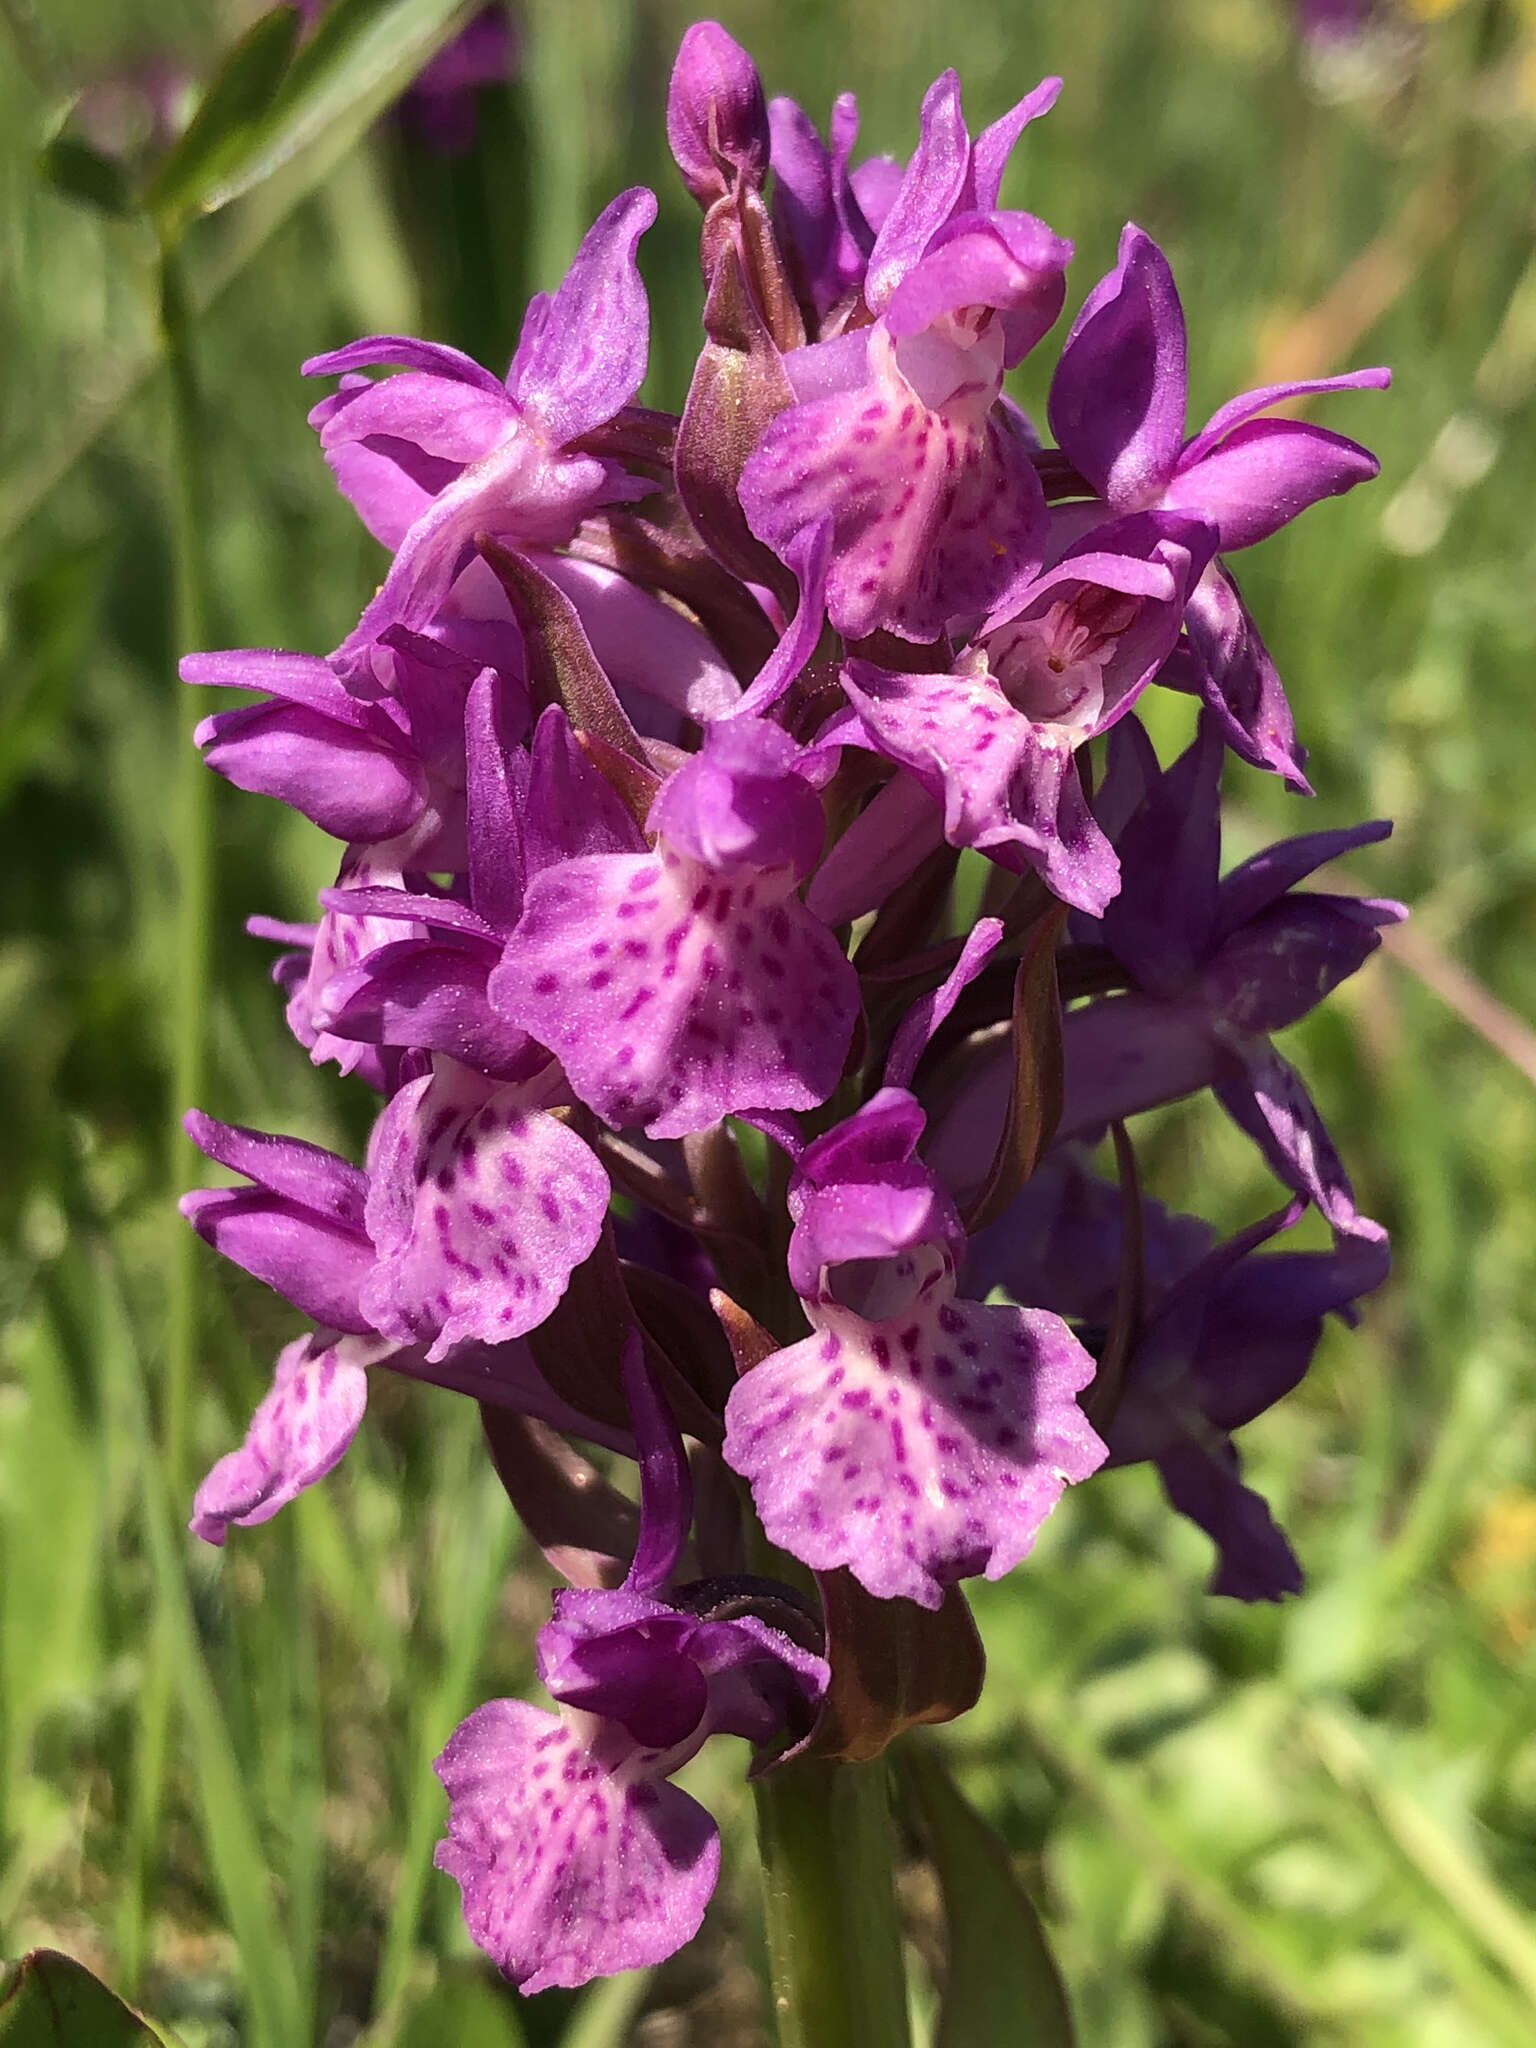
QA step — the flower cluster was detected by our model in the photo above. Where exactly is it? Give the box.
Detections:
[181,20,1397,1991]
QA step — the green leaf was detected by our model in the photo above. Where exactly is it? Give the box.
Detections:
[902,1744,1077,2048]
[143,6,303,243]
[0,1949,185,2045]
[37,138,132,219]
[194,0,476,214]
[393,1963,528,2047]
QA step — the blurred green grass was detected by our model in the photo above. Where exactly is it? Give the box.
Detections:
[4,0,1536,2041]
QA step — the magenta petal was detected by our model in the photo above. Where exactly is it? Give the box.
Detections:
[184,1109,369,1223]
[360,1065,609,1359]
[190,1333,372,1544]
[885,917,1004,1089]
[285,857,428,1077]
[314,370,513,468]
[505,187,658,445]
[1047,222,1188,508]
[1182,365,1391,467]
[620,1333,693,1596]
[495,851,858,1139]
[742,346,1045,642]
[180,647,385,726]
[730,518,831,720]
[316,936,532,1074]
[196,701,426,843]
[883,214,1070,364]
[434,1700,719,1994]
[805,770,946,925]
[537,553,741,724]
[308,378,436,546]
[303,333,507,393]
[723,1285,1105,1608]
[970,76,1061,211]
[180,1188,377,1331]
[337,438,620,656]
[1163,418,1381,551]
[865,70,971,313]
[1183,562,1310,789]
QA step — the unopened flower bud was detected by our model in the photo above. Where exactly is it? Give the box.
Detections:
[666,20,770,209]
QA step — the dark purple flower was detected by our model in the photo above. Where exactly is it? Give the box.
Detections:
[929,714,1402,1238]
[968,1149,1390,1597]
[397,5,517,156]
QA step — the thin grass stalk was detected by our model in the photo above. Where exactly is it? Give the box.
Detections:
[120,237,215,1999]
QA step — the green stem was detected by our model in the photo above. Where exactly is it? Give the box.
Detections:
[120,238,215,2000]
[754,1754,913,2048]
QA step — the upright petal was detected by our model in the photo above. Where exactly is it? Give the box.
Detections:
[506,188,658,445]
[969,76,1061,211]
[865,71,971,311]
[1047,224,1188,509]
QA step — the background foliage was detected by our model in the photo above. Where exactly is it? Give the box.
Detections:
[3,0,1536,2041]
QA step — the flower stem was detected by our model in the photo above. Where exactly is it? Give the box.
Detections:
[754,1753,913,2048]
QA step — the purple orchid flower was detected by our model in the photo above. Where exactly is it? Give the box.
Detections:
[1047,224,1389,784]
[302,685,628,1080]
[928,714,1403,1238]
[739,70,1070,643]
[490,715,860,1138]
[304,187,657,661]
[840,508,1217,914]
[724,927,1106,1608]
[250,851,424,1089]
[183,625,524,868]
[436,1335,827,1991]
[968,1148,1390,1597]
[182,1036,608,1365]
